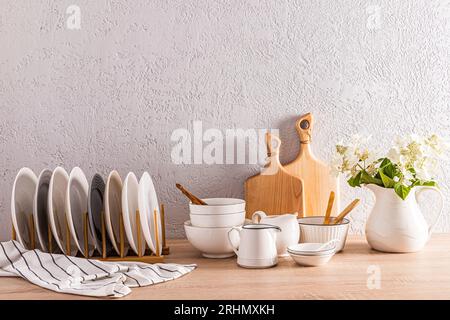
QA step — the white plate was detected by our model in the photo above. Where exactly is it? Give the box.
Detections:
[105,170,129,256]
[48,167,77,255]
[11,167,37,249]
[138,172,162,256]
[66,167,95,257]
[33,169,58,252]
[122,172,146,256]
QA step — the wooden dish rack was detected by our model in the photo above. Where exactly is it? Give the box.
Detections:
[12,204,170,263]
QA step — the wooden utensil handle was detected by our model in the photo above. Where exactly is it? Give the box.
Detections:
[323,191,335,224]
[176,183,207,205]
[333,199,360,225]
[296,113,313,144]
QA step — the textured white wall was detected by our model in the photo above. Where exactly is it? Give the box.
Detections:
[1,0,450,240]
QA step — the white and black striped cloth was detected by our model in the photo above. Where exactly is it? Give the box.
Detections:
[0,240,196,298]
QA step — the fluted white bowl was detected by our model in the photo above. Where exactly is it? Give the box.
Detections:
[297,216,350,252]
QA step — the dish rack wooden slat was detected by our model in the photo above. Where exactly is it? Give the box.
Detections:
[12,204,170,263]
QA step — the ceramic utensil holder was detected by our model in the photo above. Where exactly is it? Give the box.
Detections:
[11,204,170,263]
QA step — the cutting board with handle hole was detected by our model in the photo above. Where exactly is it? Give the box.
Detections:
[284,113,340,217]
[245,133,304,218]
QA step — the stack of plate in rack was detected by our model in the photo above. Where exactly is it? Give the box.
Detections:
[10,167,162,257]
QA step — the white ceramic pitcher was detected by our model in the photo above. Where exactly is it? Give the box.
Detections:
[228,224,281,268]
[365,184,444,253]
[252,211,300,256]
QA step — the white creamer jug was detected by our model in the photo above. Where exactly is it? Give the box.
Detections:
[228,224,280,268]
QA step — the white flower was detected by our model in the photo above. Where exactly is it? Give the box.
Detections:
[388,147,401,164]
[335,132,446,195]
[332,135,378,178]
[330,154,343,177]
[402,169,414,182]
[415,158,437,181]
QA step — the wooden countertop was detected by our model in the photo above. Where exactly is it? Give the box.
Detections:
[1,235,450,300]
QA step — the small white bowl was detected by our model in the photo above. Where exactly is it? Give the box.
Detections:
[297,216,350,252]
[184,221,240,258]
[289,251,334,267]
[287,242,336,256]
[190,211,245,228]
[189,198,246,215]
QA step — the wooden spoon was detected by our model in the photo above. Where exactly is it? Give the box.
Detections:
[175,183,207,205]
[323,191,335,224]
[332,199,360,225]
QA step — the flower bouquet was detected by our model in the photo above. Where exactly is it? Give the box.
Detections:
[331,134,447,199]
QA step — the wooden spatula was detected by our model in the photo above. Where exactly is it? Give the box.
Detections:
[284,113,340,217]
[244,133,304,218]
[175,183,207,205]
[332,199,360,225]
[323,191,335,224]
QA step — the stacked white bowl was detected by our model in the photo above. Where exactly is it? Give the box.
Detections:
[184,198,246,258]
[287,241,337,267]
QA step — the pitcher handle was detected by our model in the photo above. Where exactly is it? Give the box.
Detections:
[251,211,267,223]
[415,186,444,237]
[227,227,242,255]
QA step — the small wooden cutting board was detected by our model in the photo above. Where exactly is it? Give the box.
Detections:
[284,113,340,217]
[244,133,304,218]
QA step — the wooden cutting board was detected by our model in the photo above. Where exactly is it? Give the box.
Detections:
[284,113,340,217]
[244,133,304,218]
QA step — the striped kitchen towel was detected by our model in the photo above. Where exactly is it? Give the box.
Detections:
[0,240,196,298]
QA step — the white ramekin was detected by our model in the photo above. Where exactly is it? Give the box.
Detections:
[289,251,335,267]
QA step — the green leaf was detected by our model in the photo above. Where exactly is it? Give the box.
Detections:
[347,171,362,187]
[421,181,437,187]
[379,169,395,188]
[384,164,396,179]
[374,171,382,180]
[360,170,383,186]
[414,180,438,187]
[379,158,392,168]
[411,180,421,187]
[379,158,398,179]
[394,183,411,200]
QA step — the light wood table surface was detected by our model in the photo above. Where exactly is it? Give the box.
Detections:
[1,235,450,300]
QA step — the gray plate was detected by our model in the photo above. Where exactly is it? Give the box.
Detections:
[88,174,113,255]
